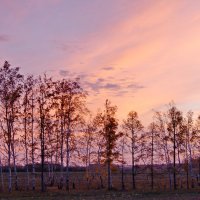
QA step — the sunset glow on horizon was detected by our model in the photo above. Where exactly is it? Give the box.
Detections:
[1,0,200,124]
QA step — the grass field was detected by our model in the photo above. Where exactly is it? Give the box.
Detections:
[0,171,199,199]
[0,190,199,200]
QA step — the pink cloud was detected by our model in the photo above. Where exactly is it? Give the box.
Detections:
[56,1,200,123]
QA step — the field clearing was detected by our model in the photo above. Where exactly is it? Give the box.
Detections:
[0,190,199,200]
[2,171,199,191]
[0,172,199,199]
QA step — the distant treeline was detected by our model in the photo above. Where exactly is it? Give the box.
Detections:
[0,164,86,172]
[1,158,199,173]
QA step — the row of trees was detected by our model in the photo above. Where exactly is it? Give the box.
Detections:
[0,61,199,192]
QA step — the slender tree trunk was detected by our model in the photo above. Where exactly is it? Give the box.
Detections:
[132,156,135,190]
[12,144,18,191]
[177,146,181,166]
[107,159,112,190]
[164,140,172,190]
[55,128,59,170]
[31,94,35,191]
[50,154,54,178]
[168,166,172,190]
[10,104,18,191]
[107,133,112,191]
[41,145,45,192]
[42,125,45,192]
[40,112,45,192]
[6,108,12,192]
[26,160,29,190]
[132,130,136,190]
[8,152,12,193]
[66,128,70,191]
[121,164,125,190]
[31,147,35,190]
[151,129,154,190]
[24,146,29,191]
[66,98,71,191]
[173,125,177,190]
[41,130,45,192]
[8,134,12,192]
[198,157,200,181]
[97,147,103,188]
[186,134,189,189]
[31,139,35,190]
[24,107,29,190]
[48,160,51,179]
[107,124,112,190]
[188,143,193,176]
[50,155,54,185]
[186,163,189,189]
[121,142,125,190]
[0,156,4,191]
[86,132,91,190]
[10,117,18,191]
[60,115,64,189]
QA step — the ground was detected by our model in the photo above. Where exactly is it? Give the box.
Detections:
[0,190,199,200]
[0,172,200,199]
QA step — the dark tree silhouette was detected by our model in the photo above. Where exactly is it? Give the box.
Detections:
[99,100,121,190]
[167,104,183,190]
[123,111,143,190]
[37,75,54,192]
[0,61,23,192]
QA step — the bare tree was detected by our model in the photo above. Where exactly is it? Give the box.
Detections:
[21,75,36,190]
[30,77,37,191]
[117,131,128,190]
[0,137,4,191]
[55,79,87,191]
[37,75,54,192]
[147,122,157,190]
[193,115,200,183]
[76,116,96,189]
[0,61,23,192]
[99,100,120,190]
[167,104,182,190]
[154,111,173,189]
[45,114,56,186]
[123,111,143,190]
[92,112,105,189]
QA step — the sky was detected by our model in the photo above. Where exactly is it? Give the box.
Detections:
[1,0,200,125]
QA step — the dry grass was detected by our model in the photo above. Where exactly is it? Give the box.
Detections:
[0,172,199,199]
[0,190,199,200]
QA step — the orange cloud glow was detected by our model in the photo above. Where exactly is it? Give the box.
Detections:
[1,0,200,124]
